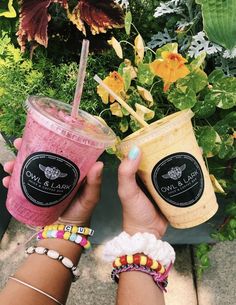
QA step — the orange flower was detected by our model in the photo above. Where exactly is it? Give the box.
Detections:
[150,51,190,92]
[97,71,125,104]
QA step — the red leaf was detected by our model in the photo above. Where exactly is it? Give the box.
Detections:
[17,0,67,51]
[78,0,124,35]
[17,0,124,52]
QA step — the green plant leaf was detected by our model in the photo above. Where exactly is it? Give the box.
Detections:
[168,88,197,110]
[214,121,230,136]
[229,219,236,229]
[225,202,236,217]
[200,254,210,267]
[206,77,236,109]
[122,68,132,91]
[195,126,217,155]
[118,62,126,76]
[137,63,154,86]
[156,43,178,59]
[208,69,225,84]
[119,117,129,132]
[0,0,16,18]
[196,243,211,257]
[106,147,116,155]
[129,118,141,132]
[189,52,206,71]
[193,98,216,119]
[125,11,132,36]
[223,112,236,128]
[217,135,234,159]
[143,49,153,64]
[197,0,236,49]
[176,69,208,93]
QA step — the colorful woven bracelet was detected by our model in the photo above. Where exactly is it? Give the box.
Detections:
[37,230,91,250]
[26,246,80,282]
[43,224,94,236]
[111,264,170,292]
[113,254,166,274]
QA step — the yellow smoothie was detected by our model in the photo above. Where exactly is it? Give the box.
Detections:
[118,110,218,229]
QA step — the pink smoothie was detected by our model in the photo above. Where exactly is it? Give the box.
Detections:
[6,96,116,226]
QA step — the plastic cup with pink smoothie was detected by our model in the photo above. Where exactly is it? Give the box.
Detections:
[6,96,116,226]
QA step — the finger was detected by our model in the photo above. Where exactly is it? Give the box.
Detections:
[3,160,15,174]
[2,176,11,188]
[118,146,141,200]
[13,138,22,150]
[59,162,104,225]
[79,161,104,207]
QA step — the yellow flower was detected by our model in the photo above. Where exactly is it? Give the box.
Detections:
[150,51,190,92]
[97,71,125,104]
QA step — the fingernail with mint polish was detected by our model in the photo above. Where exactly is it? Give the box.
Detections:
[128,146,140,160]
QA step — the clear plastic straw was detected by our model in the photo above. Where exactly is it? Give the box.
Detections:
[71,39,90,118]
[94,75,149,128]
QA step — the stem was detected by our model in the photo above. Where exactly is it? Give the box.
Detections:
[119,40,135,49]
[204,119,213,127]
[131,23,140,35]
[144,47,156,56]
[99,108,110,117]
[186,0,194,21]
[150,81,161,93]
[204,156,210,172]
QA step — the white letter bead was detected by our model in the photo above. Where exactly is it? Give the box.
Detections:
[62,257,73,269]
[75,235,82,244]
[35,247,46,254]
[26,246,35,254]
[47,250,60,260]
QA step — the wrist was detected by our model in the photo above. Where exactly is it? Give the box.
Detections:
[38,238,83,265]
[123,225,162,239]
[57,216,90,227]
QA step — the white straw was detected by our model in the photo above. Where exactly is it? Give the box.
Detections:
[71,39,90,118]
[94,75,148,128]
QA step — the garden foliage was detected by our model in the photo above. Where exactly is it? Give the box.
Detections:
[0,0,235,276]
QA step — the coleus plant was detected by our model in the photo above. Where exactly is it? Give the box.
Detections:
[17,0,125,51]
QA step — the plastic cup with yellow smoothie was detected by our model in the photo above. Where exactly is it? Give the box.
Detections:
[118,109,218,229]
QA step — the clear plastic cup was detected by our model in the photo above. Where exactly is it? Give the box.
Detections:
[118,110,218,229]
[6,96,116,226]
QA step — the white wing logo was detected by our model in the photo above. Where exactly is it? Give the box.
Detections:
[162,164,186,180]
[39,164,68,180]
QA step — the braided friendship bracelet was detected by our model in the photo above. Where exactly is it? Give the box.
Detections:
[111,264,171,292]
[26,246,80,282]
[43,224,94,236]
[37,230,91,250]
[113,254,166,273]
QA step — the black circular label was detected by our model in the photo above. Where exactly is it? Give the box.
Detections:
[20,152,80,207]
[151,152,204,207]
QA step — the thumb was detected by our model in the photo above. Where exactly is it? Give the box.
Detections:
[118,146,141,201]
